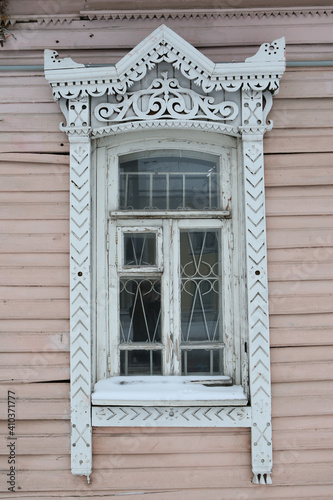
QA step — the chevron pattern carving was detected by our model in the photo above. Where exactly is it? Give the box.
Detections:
[242,128,272,484]
[92,406,251,428]
[69,127,92,477]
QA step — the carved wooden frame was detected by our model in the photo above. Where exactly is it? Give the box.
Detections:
[44,25,285,484]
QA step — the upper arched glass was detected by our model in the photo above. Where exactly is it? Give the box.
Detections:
[119,150,220,211]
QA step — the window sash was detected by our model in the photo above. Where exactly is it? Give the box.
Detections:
[109,218,233,377]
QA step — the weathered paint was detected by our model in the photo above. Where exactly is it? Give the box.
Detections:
[0,0,333,497]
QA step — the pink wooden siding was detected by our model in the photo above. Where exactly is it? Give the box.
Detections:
[1,2,333,497]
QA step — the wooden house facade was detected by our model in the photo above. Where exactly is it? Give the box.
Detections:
[0,1,333,498]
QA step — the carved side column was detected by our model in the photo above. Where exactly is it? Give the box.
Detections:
[242,89,273,484]
[67,98,92,479]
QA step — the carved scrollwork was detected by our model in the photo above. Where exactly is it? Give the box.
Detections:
[94,72,238,124]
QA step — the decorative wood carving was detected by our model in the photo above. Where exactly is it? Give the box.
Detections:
[44,24,285,484]
[94,72,239,124]
[68,101,92,480]
[45,25,285,101]
[92,406,251,427]
[82,7,333,21]
[11,7,333,26]
[242,132,272,485]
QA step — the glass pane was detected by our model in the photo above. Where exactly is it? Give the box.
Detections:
[119,277,161,343]
[124,233,156,266]
[182,349,222,375]
[120,350,162,376]
[119,151,219,210]
[180,230,222,346]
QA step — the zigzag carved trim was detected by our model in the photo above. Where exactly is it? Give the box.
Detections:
[242,130,272,483]
[92,406,252,427]
[11,7,333,25]
[70,132,92,478]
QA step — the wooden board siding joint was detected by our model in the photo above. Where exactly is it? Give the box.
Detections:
[44,24,285,484]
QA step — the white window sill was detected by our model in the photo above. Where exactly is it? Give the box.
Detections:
[92,376,248,407]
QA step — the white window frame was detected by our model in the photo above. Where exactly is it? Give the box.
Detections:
[94,133,243,388]
[116,226,163,273]
[44,25,285,484]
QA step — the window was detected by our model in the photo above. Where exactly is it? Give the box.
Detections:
[44,24,285,482]
[93,132,248,405]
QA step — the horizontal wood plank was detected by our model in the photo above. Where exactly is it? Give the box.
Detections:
[0,220,69,233]
[0,287,68,299]
[272,380,333,398]
[267,227,333,249]
[268,261,333,282]
[272,395,333,418]
[0,152,68,166]
[266,186,333,216]
[0,319,69,332]
[0,267,69,286]
[264,129,333,154]
[0,254,68,267]
[0,382,69,399]
[0,133,69,154]
[1,485,333,500]
[277,69,333,100]
[271,361,333,383]
[0,173,68,192]
[270,327,333,347]
[265,152,333,187]
[271,345,333,363]
[270,312,333,329]
[1,449,332,473]
[0,352,70,383]
[0,203,68,219]
[1,332,69,352]
[1,462,332,491]
[0,299,69,319]
[0,234,69,253]
[269,98,333,129]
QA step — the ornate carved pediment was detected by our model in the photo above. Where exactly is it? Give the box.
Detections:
[45,24,285,101]
[45,26,284,138]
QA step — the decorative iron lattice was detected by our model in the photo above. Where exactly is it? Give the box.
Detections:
[180,231,221,342]
[119,277,162,344]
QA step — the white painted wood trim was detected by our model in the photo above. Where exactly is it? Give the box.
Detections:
[110,210,231,219]
[69,133,92,480]
[92,405,251,427]
[116,226,163,272]
[242,89,273,485]
[44,25,285,102]
[243,136,273,484]
[44,25,285,484]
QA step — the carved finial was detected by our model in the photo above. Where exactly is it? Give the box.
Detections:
[245,37,285,63]
[44,49,85,71]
